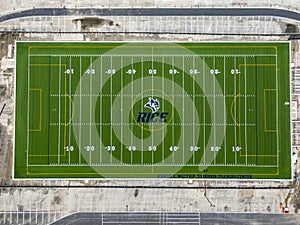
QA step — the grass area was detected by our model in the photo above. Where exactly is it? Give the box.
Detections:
[14,42,291,179]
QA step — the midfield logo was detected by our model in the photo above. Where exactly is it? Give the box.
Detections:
[144,97,160,113]
[137,97,169,123]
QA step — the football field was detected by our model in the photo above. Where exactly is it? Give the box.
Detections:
[14,42,291,179]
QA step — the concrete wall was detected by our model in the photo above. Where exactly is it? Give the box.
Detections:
[1,0,300,16]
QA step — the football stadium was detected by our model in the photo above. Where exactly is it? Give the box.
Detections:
[2,2,300,224]
[14,41,290,179]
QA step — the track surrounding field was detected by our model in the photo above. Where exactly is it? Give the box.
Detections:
[15,42,290,179]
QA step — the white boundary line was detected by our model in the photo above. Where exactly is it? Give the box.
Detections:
[12,41,17,179]
[290,41,293,180]
[16,41,291,43]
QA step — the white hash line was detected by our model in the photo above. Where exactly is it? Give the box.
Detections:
[29,54,276,57]
[50,122,255,126]
[30,164,278,168]
[50,94,256,97]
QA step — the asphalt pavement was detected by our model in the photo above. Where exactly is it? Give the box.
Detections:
[50,212,300,225]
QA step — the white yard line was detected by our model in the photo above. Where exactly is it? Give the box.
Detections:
[141,56,144,165]
[203,57,206,165]
[79,56,82,164]
[99,56,103,165]
[192,56,195,165]
[244,56,248,165]
[131,56,134,165]
[151,54,154,165]
[89,56,93,165]
[68,56,72,165]
[26,54,30,167]
[223,56,227,165]
[172,56,175,164]
[110,56,113,164]
[182,56,185,165]
[234,56,237,165]
[213,56,216,165]
[162,56,164,164]
[120,56,123,164]
[58,56,61,165]
[276,54,279,169]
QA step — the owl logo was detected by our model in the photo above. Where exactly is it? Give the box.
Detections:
[144,97,160,113]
